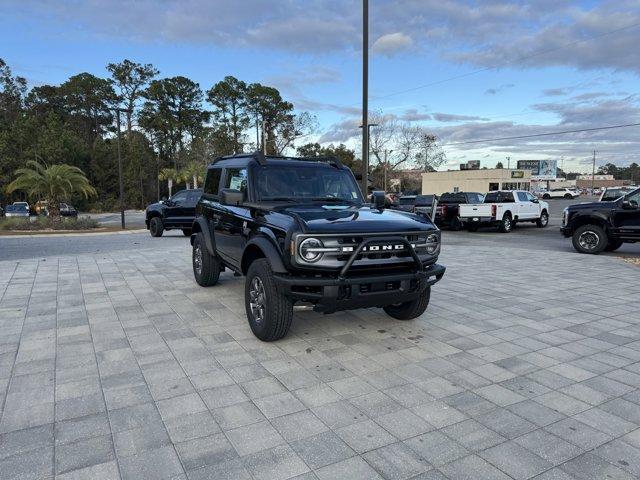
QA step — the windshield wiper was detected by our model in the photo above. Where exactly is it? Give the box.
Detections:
[261,197,296,202]
[311,197,354,203]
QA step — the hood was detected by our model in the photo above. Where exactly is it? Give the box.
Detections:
[567,200,616,211]
[281,204,436,234]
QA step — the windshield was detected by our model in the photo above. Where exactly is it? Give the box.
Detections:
[255,165,362,203]
[602,188,633,201]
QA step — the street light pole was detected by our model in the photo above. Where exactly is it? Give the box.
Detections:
[112,107,133,230]
[361,0,369,197]
[115,110,125,230]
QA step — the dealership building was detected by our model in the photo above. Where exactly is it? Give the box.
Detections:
[421,168,532,195]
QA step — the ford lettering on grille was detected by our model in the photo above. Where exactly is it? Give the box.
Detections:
[342,243,413,253]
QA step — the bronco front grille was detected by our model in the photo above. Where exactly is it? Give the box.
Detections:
[295,232,437,269]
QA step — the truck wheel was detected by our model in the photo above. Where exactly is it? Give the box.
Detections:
[543,193,551,199]
[149,217,164,237]
[605,239,623,252]
[193,232,220,286]
[564,193,573,199]
[245,259,293,341]
[498,214,513,233]
[536,211,549,228]
[451,217,462,231]
[384,287,431,320]
[572,225,607,254]
[182,228,192,236]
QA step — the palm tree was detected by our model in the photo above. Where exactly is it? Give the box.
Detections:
[180,162,204,190]
[6,160,96,217]
[158,167,178,197]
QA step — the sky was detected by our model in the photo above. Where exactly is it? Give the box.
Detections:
[2,0,640,173]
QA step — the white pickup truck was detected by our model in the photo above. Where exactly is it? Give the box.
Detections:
[458,190,550,232]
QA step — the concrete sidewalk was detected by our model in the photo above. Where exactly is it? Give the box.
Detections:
[1,243,639,479]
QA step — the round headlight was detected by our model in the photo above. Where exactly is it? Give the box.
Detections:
[299,238,324,262]
[426,233,439,254]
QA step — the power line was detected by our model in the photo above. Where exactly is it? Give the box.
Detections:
[444,122,640,146]
[372,21,640,102]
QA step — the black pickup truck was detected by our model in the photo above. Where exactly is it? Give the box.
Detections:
[561,186,640,253]
[145,188,203,237]
[434,192,485,230]
[190,153,446,341]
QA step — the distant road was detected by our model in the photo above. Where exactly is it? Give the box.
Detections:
[83,210,147,228]
[0,231,186,261]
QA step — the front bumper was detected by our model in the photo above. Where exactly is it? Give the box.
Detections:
[560,226,572,237]
[274,263,446,313]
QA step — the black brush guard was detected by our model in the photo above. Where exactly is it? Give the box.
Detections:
[274,236,446,313]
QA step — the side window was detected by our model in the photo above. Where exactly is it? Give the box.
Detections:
[516,192,528,202]
[171,191,188,205]
[224,168,248,192]
[526,193,537,202]
[627,190,640,204]
[204,168,222,198]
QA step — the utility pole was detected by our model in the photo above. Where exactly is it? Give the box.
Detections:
[361,0,369,197]
[591,150,596,192]
[112,107,132,230]
[506,156,511,170]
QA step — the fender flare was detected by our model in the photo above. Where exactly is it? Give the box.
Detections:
[243,236,287,274]
[190,217,216,256]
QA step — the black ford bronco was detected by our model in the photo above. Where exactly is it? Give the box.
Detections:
[146,188,203,237]
[190,153,445,341]
[561,186,640,254]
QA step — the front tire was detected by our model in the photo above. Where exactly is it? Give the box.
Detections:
[193,232,220,286]
[543,194,551,199]
[149,217,164,237]
[498,214,513,233]
[245,259,293,341]
[384,287,431,320]
[182,228,192,236]
[536,211,549,228]
[572,224,607,254]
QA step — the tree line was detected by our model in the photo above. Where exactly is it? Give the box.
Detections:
[0,58,320,210]
[1,58,448,210]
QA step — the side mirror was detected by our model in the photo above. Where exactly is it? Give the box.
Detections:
[221,188,244,206]
[622,200,638,210]
[532,198,539,203]
[371,191,385,210]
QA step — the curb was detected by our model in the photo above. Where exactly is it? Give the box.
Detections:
[0,229,148,238]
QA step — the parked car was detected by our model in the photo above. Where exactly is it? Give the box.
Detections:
[561,186,639,254]
[541,188,580,199]
[12,201,30,212]
[458,190,549,232]
[394,195,418,212]
[435,192,484,230]
[190,153,445,341]
[5,204,30,218]
[599,186,638,202]
[145,189,202,237]
[413,195,438,220]
[59,203,78,217]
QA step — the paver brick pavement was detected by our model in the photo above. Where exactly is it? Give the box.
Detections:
[0,243,639,479]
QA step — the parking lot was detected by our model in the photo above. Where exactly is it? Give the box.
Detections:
[1,213,639,480]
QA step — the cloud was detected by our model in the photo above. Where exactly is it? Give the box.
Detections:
[400,109,431,122]
[372,32,413,56]
[432,113,489,122]
[485,83,515,95]
[542,87,570,96]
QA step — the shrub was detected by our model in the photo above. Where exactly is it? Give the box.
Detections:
[0,216,99,231]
